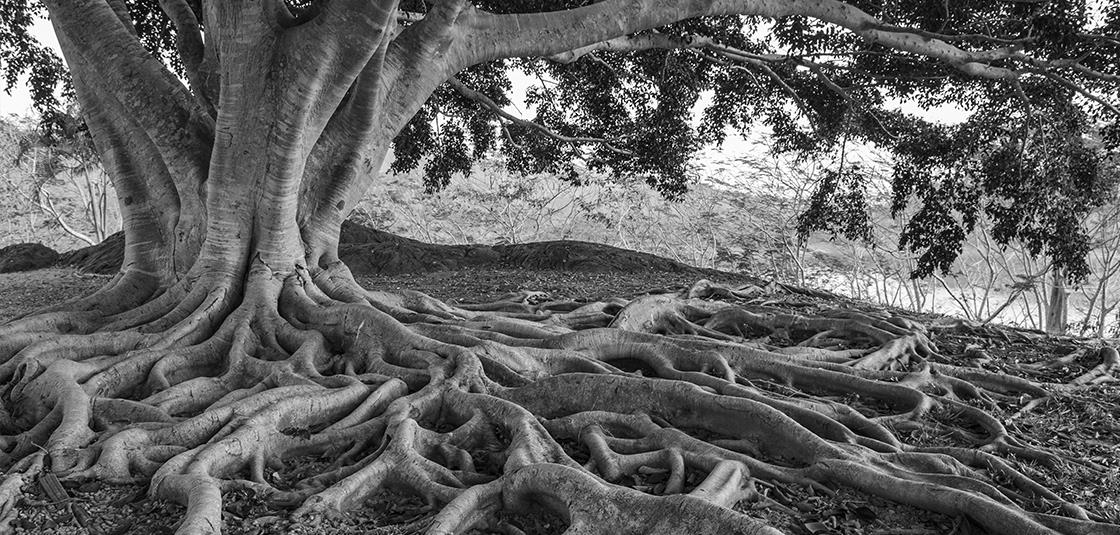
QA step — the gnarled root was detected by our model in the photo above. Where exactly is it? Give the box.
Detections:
[1072,347,1120,385]
[0,268,1116,534]
[430,463,781,535]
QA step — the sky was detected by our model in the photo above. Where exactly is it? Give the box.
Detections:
[0,17,60,117]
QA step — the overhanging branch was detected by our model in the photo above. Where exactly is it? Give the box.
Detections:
[467,0,1022,81]
[461,0,1116,120]
[447,77,633,156]
[546,28,1116,124]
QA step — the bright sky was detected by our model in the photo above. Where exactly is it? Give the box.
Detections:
[0,17,60,117]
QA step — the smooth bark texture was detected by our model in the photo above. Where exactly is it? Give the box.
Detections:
[1,1,1118,534]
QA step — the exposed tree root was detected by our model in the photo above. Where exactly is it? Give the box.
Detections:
[1,268,1117,534]
[1072,347,1119,385]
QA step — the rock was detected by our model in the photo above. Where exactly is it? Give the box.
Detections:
[0,242,59,273]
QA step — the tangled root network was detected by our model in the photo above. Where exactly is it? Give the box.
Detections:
[0,264,1117,535]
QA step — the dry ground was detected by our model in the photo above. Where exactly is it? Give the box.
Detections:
[1,267,1117,535]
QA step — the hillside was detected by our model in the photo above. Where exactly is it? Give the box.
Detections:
[45,220,730,279]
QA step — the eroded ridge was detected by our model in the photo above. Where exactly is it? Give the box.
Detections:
[0,267,1116,535]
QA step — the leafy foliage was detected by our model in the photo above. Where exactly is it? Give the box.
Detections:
[2,0,1119,277]
[0,115,112,250]
[888,83,1117,279]
[382,1,1119,278]
[122,0,184,74]
[797,165,874,246]
[0,2,65,117]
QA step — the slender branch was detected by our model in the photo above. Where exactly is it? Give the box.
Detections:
[447,77,633,155]
[1033,69,1120,116]
[544,26,1115,128]
[37,188,96,246]
[689,48,813,123]
[549,33,696,64]
[547,30,924,137]
[157,0,212,116]
[803,61,853,103]
[802,61,896,139]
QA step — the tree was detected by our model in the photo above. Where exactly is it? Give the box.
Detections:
[1076,198,1120,336]
[1,1,1119,534]
[18,110,120,247]
[0,117,47,248]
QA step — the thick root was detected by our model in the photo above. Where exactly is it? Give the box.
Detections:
[430,463,781,535]
[0,269,1115,535]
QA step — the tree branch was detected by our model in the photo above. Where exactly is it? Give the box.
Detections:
[295,0,402,72]
[299,33,398,238]
[104,0,139,35]
[44,0,214,177]
[447,77,632,155]
[377,1,479,135]
[701,48,814,121]
[282,0,402,139]
[466,0,1021,81]
[37,188,97,247]
[1032,69,1120,117]
[157,0,212,116]
[862,22,1038,47]
[549,33,696,64]
[52,13,208,275]
[195,1,221,111]
[308,0,402,34]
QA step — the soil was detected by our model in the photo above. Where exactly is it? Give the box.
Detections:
[2,233,1118,535]
[0,243,58,273]
[0,270,114,323]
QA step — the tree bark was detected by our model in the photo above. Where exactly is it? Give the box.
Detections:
[0,2,1116,535]
[1046,269,1068,335]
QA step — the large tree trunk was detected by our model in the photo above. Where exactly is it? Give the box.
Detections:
[1,2,1117,535]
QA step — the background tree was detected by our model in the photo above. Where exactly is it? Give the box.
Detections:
[0,114,115,250]
[18,110,119,247]
[1075,198,1120,336]
[0,117,46,247]
[0,1,1118,534]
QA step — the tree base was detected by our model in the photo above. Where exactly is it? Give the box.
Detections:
[1,264,1118,535]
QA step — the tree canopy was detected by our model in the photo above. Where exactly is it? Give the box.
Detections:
[2,0,1118,278]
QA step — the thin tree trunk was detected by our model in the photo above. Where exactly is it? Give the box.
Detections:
[1046,268,1068,334]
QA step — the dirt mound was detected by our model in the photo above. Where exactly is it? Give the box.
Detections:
[0,243,60,273]
[57,220,710,275]
[56,232,124,274]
